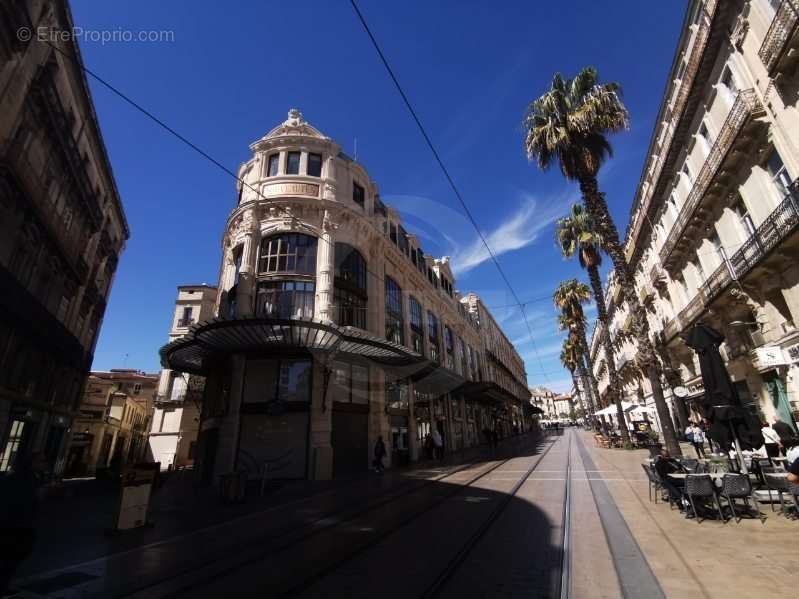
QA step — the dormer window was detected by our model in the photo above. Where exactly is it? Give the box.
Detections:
[353,182,365,208]
[286,152,301,175]
[307,153,322,177]
[267,154,279,177]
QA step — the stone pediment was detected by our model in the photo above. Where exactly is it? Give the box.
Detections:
[258,109,328,142]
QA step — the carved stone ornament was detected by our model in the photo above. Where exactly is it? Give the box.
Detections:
[730,14,749,51]
[322,210,339,233]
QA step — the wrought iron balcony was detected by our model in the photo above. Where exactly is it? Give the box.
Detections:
[664,179,799,340]
[759,0,799,75]
[659,89,765,268]
[177,318,195,328]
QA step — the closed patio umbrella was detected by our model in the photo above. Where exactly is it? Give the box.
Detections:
[680,323,763,464]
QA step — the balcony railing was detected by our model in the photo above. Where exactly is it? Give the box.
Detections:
[177,318,195,328]
[659,89,764,267]
[759,0,799,74]
[664,180,799,340]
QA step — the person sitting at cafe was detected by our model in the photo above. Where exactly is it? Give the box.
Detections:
[655,449,688,510]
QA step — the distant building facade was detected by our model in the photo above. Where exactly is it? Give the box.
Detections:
[589,0,799,435]
[0,0,128,475]
[160,110,531,483]
[149,285,217,471]
[65,370,157,477]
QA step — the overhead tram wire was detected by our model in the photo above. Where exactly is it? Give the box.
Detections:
[41,39,531,371]
[348,0,551,383]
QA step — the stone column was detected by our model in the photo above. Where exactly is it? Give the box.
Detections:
[309,360,333,480]
[314,210,337,323]
[323,155,337,201]
[214,354,245,482]
[235,209,258,318]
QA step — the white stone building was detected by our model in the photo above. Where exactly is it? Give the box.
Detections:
[160,110,532,482]
[589,0,799,437]
[149,285,216,470]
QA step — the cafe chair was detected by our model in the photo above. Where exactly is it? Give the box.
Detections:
[642,464,664,504]
[720,473,763,523]
[764,473,793,518]
[685,474,725,523]
[681,458,699,473]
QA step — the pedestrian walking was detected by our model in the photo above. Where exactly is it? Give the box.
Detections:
[432,429,444,460]
[761,421,781,458]
[0,452,47,596]
[372,435,386,472]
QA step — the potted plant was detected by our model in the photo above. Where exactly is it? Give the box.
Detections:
[644,430,662,459]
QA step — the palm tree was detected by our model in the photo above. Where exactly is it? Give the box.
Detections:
[553,279,617,438]
[556,203,627,442]
[560,334,589,423]
[526,67,679,455]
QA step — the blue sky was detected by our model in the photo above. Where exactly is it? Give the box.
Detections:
[75,0,687,393]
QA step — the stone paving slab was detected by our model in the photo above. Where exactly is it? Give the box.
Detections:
[579,431,799,599]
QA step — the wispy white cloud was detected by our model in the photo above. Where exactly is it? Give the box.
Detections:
[450,194,563,275]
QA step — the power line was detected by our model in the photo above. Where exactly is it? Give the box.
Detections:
[41,38,534,383]
[349,0,551,383]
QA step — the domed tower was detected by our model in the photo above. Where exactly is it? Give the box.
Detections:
[161,110,531,483]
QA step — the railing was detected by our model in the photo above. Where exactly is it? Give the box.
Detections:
[664,180,799,340]
[659,89,764,266]
[759,0,799,74]
[177,318,195,327]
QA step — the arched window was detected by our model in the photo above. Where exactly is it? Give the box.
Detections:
[334,243,367,329]
[258,233,317,275]
[256,233,317,319]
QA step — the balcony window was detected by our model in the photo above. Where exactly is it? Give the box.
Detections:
[353,182,365,208]
[178,306,193,327]
[385,276,404,345]
[334,243,368,329]
[720,67,738,102]
[389,223,397,244]
[259,233,317,274]
[732,198,756,238]
[427,311,440,362]
[286,152,301,175]
[398,225,409,256]
[267,154,279,177]
[409,296,424,354]
[444,326,454,354]
[256,280,315,319]
[766,150,791,200]
[307,153,322,177]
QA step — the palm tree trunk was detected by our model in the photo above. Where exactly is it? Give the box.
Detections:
[587,264,629,443]
[575,359,596,428]
[578,176,680,456]
[569,369,587,423]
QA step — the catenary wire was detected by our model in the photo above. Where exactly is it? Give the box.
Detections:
[348,0,551,383]
[40,39,538,381]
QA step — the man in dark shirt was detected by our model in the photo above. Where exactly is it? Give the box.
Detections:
[655,449,688,510]
[773,416,795,442]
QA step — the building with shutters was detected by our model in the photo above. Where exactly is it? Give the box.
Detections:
[0,0,128,476]
[159,109,532,482]
[588,0,799,435]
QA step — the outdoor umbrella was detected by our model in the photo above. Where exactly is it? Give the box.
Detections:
[680,323,763,452]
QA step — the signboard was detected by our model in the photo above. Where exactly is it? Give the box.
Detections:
[785,342,799,364]
[673,386,688,398]
[262,182,319,198]
[752,346,787,371]
[116,462,158,530]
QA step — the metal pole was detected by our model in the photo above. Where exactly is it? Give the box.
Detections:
[730,423,748,474]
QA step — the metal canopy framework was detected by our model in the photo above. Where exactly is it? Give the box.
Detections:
[160,317,423,375]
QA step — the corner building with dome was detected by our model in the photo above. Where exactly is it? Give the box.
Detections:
[160,110,533,482]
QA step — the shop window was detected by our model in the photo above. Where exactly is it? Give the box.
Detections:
[307,153,322,177]
[243,358,311,405]
[259,233,317,274]
[286,151,301,175]
[385,277,404,345]
[0,420,26,472]
[386,379,409,410]
[256,280,315,319]
[267,154,279,177]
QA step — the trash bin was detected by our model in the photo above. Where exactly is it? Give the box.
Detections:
[220,471,247,504]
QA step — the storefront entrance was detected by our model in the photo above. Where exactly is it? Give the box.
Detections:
[332,405,368,476]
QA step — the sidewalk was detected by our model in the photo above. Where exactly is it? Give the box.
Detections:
[578,431,799,599]
[15,432,540,588]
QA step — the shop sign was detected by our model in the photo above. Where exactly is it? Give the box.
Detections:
[784,342,799,364]
[752,346,788,371]
[262,182,320,197]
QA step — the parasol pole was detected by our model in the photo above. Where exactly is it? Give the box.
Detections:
[729,421,748,474]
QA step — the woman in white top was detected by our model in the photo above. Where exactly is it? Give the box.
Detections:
[761,421,781,458]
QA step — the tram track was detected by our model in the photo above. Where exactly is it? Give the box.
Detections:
[284,429,570,599]
[113,434,546,599]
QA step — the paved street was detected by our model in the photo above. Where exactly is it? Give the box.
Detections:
[11,429,799,598]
